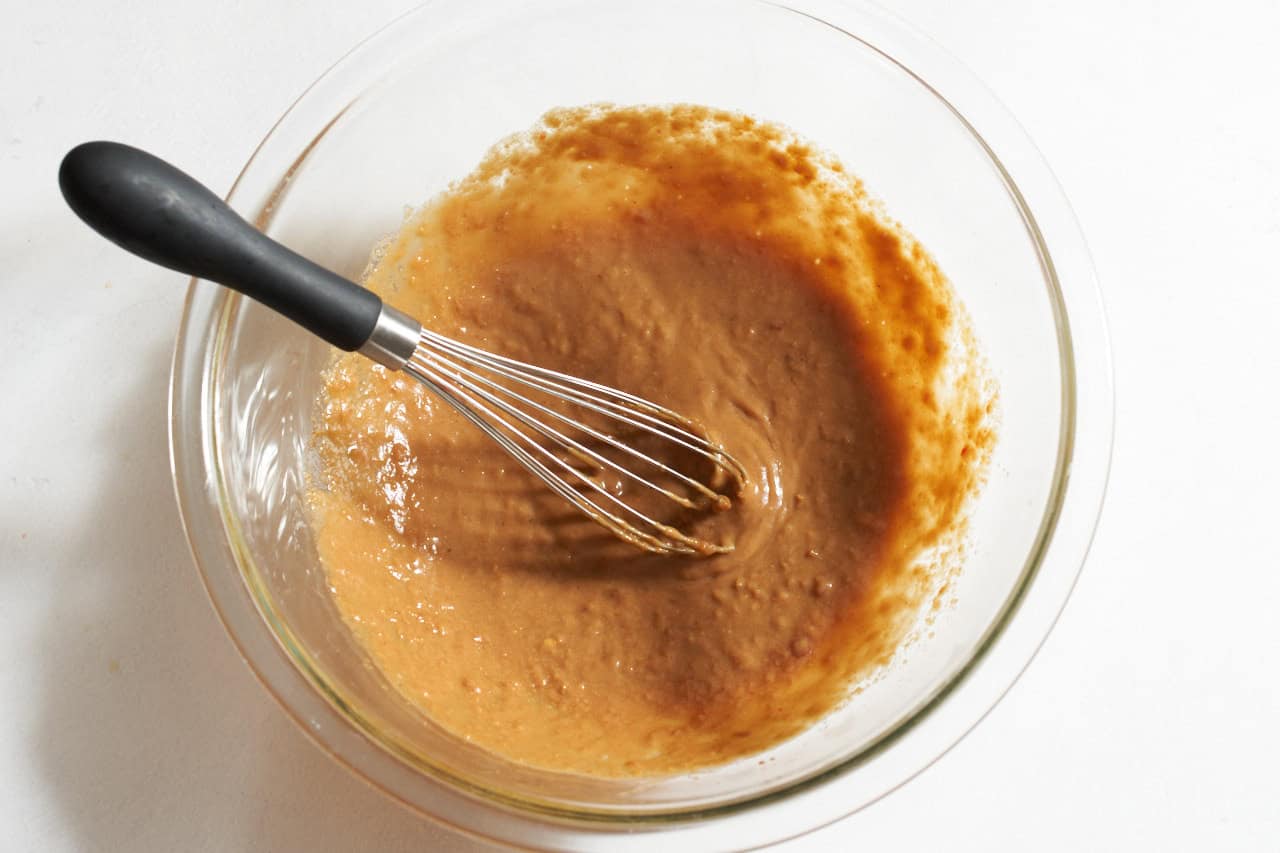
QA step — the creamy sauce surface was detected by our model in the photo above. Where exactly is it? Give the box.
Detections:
[309,105,995,775]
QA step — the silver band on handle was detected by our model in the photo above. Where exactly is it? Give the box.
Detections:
[358,303,422,370]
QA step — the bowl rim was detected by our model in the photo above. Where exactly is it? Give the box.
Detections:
[168,0,1114,848]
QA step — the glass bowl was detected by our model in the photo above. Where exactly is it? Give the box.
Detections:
[169,0,1113,848]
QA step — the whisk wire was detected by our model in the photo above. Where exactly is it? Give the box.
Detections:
[408,330,743,555]
[404,358,719,555]
[419,330,748,484]
[411,348,705,509]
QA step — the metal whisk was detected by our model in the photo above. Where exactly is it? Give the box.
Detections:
[59,142,745,555]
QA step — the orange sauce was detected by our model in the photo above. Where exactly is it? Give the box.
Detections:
[308,105,995,775]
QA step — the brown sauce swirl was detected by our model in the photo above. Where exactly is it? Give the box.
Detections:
[309,105,995,775]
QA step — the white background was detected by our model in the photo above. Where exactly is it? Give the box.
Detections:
[2,0,1277,850]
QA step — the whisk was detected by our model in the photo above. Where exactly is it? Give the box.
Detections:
[59,142,745,555]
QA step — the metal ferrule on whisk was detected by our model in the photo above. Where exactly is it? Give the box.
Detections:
[358,303,422,370]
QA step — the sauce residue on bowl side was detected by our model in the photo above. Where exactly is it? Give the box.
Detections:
[308,104,995,776]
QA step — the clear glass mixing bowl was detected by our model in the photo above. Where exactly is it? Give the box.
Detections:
[169,0,1113,848]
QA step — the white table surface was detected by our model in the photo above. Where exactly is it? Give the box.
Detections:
[3,1,1277,850]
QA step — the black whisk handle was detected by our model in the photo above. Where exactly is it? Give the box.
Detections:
[59,140,382,352]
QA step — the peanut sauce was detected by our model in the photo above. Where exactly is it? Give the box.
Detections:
[308,105,995,776]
